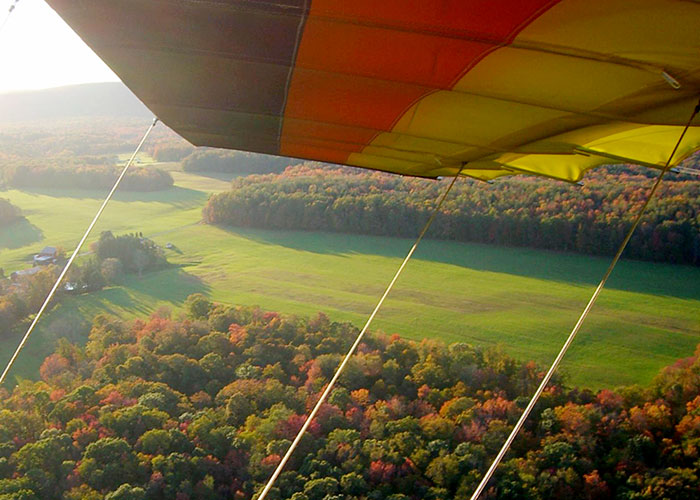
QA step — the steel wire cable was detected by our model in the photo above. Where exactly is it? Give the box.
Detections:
[256,167,465,500]
[469,98,700,500]
[0,117,159,385]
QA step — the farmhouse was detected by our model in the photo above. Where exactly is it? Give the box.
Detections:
[33,246,58,266]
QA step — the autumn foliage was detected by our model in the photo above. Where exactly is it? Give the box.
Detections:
[4,164,173,191]
[0,299,696,499]
[204,164,700,265]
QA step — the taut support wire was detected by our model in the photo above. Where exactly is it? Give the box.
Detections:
[256,167,464,500]
[0,0,20,35]
[0,117,159,385]
[469,99,700,500]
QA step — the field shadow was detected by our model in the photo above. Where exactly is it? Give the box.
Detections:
[0,219,43,249]
[14,185,206,207]
[226,226,700,300]
[91,287,154,316]
[412,239,700,300]
[122,266,211,305]
[222,226,385,258]
[184,170,243,182]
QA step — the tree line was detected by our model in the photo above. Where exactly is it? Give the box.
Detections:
[0,199,22,227]
[182,149,305,175]
[152,145,195,163]
[3,164,173,192]
[204,164,700,265]
[0,297,696,499]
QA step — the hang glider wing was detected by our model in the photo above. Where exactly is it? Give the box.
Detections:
[46,0,700,181]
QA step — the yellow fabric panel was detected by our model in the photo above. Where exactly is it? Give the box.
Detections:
[465,125,700,182]
[583,126,700,166]
[520,0,700,72]
[352,145,450,168]
[370,132,482,160]
[458,169,515,182]
[513,122,700,166]
[390,91,568,151]
[464,157,600,182]
[452,48,659,118]
[471,154,621,183]
[358,0,700,182]
[351,123,700,182]
[344,152,436,177]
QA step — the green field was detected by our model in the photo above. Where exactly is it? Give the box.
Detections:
[1,167,698,390]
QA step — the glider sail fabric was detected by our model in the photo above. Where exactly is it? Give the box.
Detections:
[47,0,700,181]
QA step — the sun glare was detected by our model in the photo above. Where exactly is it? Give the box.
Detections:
[0,0,118,94]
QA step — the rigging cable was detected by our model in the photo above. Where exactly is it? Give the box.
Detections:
[469,98,700,500]
[0,117,159,385]
[674,166,700,177]
[0,0,19,35]
[256,166,465,500]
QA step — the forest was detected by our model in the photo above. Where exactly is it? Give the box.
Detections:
[0,116,180,192]
[0,199,22,227]
[152,145,195,163]
[182,150,304,176]
[0,298,696,499]
[93,232,168,277]
[0,266,59,337]
[3,164,173,192]
[204,164,700,265]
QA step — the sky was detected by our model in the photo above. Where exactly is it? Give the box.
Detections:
[0,0,119,94]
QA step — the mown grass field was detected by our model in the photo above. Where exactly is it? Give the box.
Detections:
[0,165,698,389]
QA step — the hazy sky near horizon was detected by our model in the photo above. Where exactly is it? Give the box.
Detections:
[0,0,119,94]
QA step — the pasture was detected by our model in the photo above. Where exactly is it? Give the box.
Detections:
[0,168,698,389]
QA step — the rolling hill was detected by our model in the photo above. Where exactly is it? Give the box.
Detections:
[0,82,152,123]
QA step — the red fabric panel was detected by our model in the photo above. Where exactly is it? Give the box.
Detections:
[281,0,560,161]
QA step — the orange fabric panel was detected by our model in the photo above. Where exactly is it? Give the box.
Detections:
[281,0,561,162]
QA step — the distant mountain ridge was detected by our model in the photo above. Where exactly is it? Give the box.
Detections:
[0,82,152,123]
